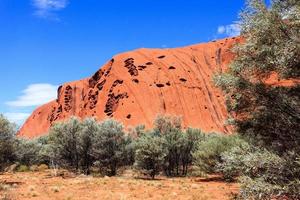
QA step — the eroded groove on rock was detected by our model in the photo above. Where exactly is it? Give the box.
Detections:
[64,85,73,112]
[104,79,128,117]
[124,58,138,76]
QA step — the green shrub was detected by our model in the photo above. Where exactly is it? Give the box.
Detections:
[44,117,133,175]
[92,119,129,176]
[180,128,206,176]
[134,133,167,179]
[219,148,300,199]
[17,165,30,172]
[193,134,246,175]
[217,142,252,181]
[15,138,42,166]
[153,115,205,177]
[0,115,17,171]
[35,135,52,165]
[238,176,282,200]
[79,118,99,174]
[49,117,82,170]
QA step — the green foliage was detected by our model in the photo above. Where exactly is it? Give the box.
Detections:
[79,118,98,174]
[238,0,300,79]
[134,133,167,179]
[17,165,30,172]
[49,117,82,170]
[127,124,146,137]
[216,142,252,181]
[161,126,184,176]
[15,138,42,166]
[218,146,300,199]
[122,135,135,166]
[214,0,300,153]
[153,114,182,134]
[238,176,282,200]
[35,135,53,165]
[239,152,300,199]
[32,117,133,175]
[180,128,206,176]
[193,134,247,175]
[214,0,300,198]
[0,115,17,170]
[153,115,204,176]
[92,119,129,176]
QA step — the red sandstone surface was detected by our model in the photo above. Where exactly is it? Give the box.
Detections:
[19,37,242,138]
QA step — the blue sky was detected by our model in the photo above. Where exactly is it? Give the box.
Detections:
[0,0,245,125]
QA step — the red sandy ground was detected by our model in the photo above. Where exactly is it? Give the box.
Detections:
[0,171,238,200]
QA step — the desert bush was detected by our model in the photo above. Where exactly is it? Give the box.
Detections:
[134,133,167,179]
[34,135,52,165]
[237,152,300,200]
[14,135,55,167]
[162,127,184,176]
[217,144,251,181]
[92,119,129,176]
[48,117,82,170]
[214,0,300,153]
[122,135,135,166]
[153,114,182,135]
[153,115,204,176]
[127,124,146,137]
[193,134,246,175]
[180,128,206,176]
[78,118,98,174]
[17,165,30,172]
[214,0,300,198]
[0,115,17,170]
[218,147,300,199]
[15,138,42,166]
[238,176,282,200]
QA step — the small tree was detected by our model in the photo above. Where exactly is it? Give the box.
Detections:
[218,147,300,199]
[154,114,182,135]
[92,119,128,176]
[193,134,246,174]
[49,117,82,170]
[79,118,98,174]
[122,135,135,166]
[213,0,300,198]
[134,133,167,179]
[162,128,184,176]
[153,115,204,176]
[180,128,206,176]
[154,115,183,176]
[15,138,42,166]
[214,0,300,153]
[35,135,52,165]
[0,115,17,170]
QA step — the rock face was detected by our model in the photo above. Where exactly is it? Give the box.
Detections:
[19,37,242,138]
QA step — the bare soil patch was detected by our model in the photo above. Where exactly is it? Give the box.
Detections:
[0,171,238,200]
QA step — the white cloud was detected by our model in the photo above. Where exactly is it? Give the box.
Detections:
[217,26,226,34]
[217,23,241,37]
[4,112,31,125]
[32,0,69,18]
[6,84,58,107]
